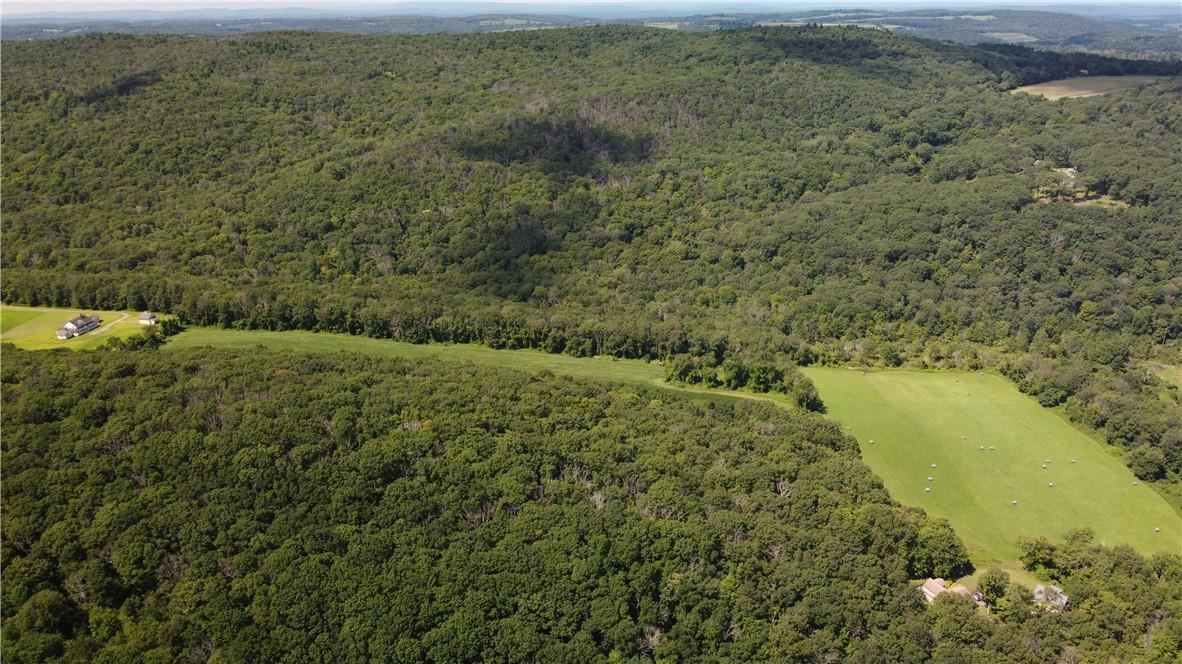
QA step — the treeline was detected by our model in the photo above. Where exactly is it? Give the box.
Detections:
[4,347,1181,662]
[964,41,1182,85]
[0,268,705,361]
[664,353,823,411]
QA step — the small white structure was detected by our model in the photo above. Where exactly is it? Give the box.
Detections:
[1048,482,1055,487]
[927,476,934,481]
[925,487,931,492]
[139,311,159,325]
[931,464,937,468]
[1012,500,1018,505]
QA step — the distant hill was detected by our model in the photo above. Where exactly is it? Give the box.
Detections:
[3,6,1180,57]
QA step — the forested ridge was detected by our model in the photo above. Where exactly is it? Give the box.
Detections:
[2,347,1180,663]
[5,26,1180,488]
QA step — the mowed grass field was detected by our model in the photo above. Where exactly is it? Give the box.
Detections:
[0,304,150,350]
[804,368,1182,575]
[1012,75,1166,100]
[163,327,793,407]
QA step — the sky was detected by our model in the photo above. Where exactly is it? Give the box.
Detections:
[4,0,1154,11]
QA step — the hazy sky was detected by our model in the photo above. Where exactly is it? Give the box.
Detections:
[4,0,1147,10]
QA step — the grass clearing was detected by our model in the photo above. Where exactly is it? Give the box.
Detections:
[1,308,44,334]
[803,367,1181,578]
[1012,75,1167,100]
[0,304,152,350]
[1143,361,1182,390]
[983,32,1038,42]
[163,327,796,407]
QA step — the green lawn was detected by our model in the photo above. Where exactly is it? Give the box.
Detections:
[803,367,1182,577]
[163,327,794,407]
[0,304,152,350]
[0,308,43,334]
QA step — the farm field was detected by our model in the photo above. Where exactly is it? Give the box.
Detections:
[803,367,1182,576]
[1012,75,1166,100]
[0,304,151,350]
[982,31,1038,42]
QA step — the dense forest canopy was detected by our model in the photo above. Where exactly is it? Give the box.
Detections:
[3,347,1181,662]
[4,8,1180,57]
[3,26,1180,483]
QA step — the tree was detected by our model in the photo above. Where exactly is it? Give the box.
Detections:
[977,567,1010,606]
[1018,537,1057,574]
[1126,445,1167,481]
[912,518,973,579]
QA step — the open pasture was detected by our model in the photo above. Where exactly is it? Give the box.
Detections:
[1,304,150,350]
[1013,75,1165,100]
[803,368,1182,574]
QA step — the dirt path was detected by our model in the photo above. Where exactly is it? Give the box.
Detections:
[96,312,129,334]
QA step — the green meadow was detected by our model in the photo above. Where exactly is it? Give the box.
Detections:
[163,327,791,407]
[803,367,1182,576]
[0,304,151,350]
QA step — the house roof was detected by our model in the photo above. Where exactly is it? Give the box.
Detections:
[1034,584,1068,609]
[920,578,947,601]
